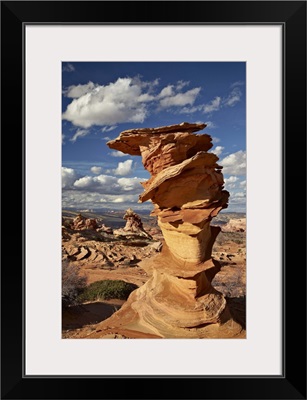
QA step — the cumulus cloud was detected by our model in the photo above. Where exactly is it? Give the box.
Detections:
[73,175,118,193]
[70,129,89,143]
[232,191,246,199]
[203,96,221,113]
[240,180,246,188]
[62,190,145,210]
[70,173,144,195]
[62,167,78,189]
[224,176,239,184]
[212,136,220,144]
[118,177,144,191]
[227,191,246,212]
[62,77,149,128]
[62,63,75,72]
[157,85,174,98]
[90,166,102,174]
[113,159,133,176]
[159,87,201,108]
[220,150,246,175]
[64,81,97,98]
[110,150,127,157]
[211,145,224,157]
[224,176,239,189]
[62,169,150,210]
[62,76,203,128]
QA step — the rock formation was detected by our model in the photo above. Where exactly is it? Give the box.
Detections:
[71,214,98,231]
[222,217,246,233]
[90,122,243,338]
[113,208,152,239]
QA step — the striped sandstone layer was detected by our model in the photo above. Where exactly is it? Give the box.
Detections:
[86,122,243,338]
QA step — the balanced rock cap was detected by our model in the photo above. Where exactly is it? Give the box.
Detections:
[106,122,210,156]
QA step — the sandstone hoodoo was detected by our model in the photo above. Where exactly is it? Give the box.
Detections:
[89,122,244,338]
[113,208,152,239]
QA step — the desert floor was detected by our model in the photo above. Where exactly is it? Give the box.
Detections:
[62,213,246,339]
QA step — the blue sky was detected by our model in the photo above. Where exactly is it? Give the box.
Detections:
[62,62,246,213]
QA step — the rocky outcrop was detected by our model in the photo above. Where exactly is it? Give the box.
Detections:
[97,224,113,234]
[222,218,246,233]
[113,208,152,239]
[93,122,243,338]
[71,214,98,231]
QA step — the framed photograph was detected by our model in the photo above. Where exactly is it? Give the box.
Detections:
[1,1,306,399]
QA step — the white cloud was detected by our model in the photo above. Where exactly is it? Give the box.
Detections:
[178,105,202,114]
[157,85,174,98]
[212,136,220,144]
[226,183,237,190]
[211,145,224,157]
[203,96,221,113]
[66,173,144,196]
[62,76,204,127]
[62,170,150,210]
[204,121,216,129]
[62,77,150,128]
[70,129,89,143]
[230,81,244,88]
[62,189,148,210]
[103,136,111,141]
[110,150,127,157]
[91,166,102,174]
[62,134,65,144]
[223,87,242,107]
[101,125,117,133]
[232,191,246,198]
[118,177,143,191]
[73,175,117,191]
[176,80,190,90]
[159,87,201,108]
[62,63,75,72]
[224,176,239,184]
[240,180,246,188]
[113,159,133,176]
[62,167,78,189]
[65,82,97,98]
[220,150,246,175]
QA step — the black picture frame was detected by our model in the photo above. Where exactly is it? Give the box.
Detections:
[1,1,306,399]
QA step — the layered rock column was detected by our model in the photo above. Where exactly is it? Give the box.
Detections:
[105,122,243,338]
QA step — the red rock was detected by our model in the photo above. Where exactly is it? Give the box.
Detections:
[95,122,244,338]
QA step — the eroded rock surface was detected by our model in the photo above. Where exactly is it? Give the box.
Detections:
[222,218,246,233]
[113,208,152,239]
[85,122,244,339]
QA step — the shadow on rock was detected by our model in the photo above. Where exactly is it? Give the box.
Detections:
[62,301,122,330]
[226,295,246,330]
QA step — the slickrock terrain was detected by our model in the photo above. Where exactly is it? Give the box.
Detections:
[62,212,160,286]
[74,122,244,339]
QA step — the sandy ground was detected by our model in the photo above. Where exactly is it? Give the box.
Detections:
[62,230,246,339]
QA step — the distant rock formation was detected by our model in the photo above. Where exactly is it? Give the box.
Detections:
[96,224,113,234]
[222,218,246,233]
[113,208,152,239]
[69,213,114,233]
[91,122,243,338]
